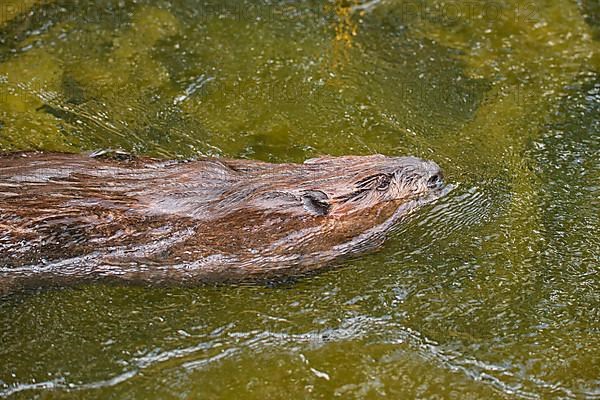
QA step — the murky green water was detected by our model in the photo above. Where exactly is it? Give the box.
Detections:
[0,0,598,398]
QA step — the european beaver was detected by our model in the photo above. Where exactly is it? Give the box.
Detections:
[0,152,446,294]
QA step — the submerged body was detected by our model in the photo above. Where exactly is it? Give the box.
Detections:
[0,152,446,294]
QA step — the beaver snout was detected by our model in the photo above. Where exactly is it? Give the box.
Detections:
[421,161,444,189]
[427,174,442,188]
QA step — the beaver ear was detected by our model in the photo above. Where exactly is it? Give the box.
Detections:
[301,190,331,216]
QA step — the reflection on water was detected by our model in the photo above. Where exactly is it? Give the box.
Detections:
[0,0,598,398]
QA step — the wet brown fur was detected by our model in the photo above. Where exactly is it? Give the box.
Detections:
[0,152,445,294]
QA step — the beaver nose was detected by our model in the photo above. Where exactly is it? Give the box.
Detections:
[427,173,443,188]
[424,162,444,189]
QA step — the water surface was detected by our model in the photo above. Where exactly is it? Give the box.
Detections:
[0,0,598,398]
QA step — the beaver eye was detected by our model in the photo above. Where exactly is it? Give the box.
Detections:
[376,175,392,191]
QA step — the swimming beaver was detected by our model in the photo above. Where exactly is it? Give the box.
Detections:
[0,152,446,294]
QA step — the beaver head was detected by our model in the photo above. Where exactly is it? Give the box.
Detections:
[295,155,444,217]
[172,154,448,273]
[220,155,445,225]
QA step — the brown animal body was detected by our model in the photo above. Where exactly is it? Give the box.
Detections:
[0,152,446,294]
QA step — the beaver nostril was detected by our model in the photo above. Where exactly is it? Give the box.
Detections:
[427,174,442,188]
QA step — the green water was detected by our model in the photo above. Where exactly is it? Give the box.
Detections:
[0,0,598,398]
